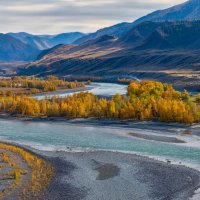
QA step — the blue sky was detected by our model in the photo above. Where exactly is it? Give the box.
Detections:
[1,0,185,34]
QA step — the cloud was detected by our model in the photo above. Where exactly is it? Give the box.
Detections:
[0,0,186,34]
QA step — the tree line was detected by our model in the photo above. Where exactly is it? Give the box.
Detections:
[0,81,200,124]
[0,76,85,94]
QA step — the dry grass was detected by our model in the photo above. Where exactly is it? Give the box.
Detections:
[0,143,54,199]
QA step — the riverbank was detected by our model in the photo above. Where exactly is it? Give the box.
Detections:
[31,85,92,99]
[0,118,199,199]
[0,113,193,134]
[4,143,200,200]
[0,143,54,199]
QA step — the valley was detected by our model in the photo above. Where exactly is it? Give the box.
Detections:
[16,21,200,91]
[1,0,200,199]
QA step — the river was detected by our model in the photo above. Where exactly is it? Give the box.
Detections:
[0,82,200,171]
[34,82,127,100]
[0,119,200,169]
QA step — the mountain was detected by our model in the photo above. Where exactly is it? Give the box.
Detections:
[74,22,132,44]
[134,0,200,24]
[118,21,161,46]
[8,32,86,50]
[75,0,200,44]
[19,21,200,90]
[0,34,40,61]
[36,44,77,60]
[8,32,53,50]
[4,0,199,62]
[126,21,200,50]
[50,32,85,46]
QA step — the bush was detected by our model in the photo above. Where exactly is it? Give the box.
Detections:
[13,170,21,183]
[2,154,9,163]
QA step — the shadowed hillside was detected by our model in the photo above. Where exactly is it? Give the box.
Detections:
[19,21,200,91]
[75,0,200,44]
[0,34,39,61]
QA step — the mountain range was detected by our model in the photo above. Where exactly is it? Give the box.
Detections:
[20,20,200,78]
[8,32,86,50]
[0,32,85,61]
[0,34,39,61]
[2,0,200,90]
[134,0,200,24]
[1,0,200,62]
[75,0,200,44]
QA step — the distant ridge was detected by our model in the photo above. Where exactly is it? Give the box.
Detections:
[74,23,132,44]
[8,32,86,50]
[75,0,200,44]
[20,21,200,79]
[3,0,200,66]
[134,0,200,24]
[0,32,85,61]
[0,34,39,61]
[123,21,200,50]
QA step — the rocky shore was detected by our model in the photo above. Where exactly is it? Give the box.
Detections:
[16,146,200,200]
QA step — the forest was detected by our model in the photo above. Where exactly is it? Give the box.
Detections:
[0,76,85,95]
[0,80,200,124]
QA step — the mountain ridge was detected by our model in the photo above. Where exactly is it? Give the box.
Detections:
[134,0,200,24]
[8,32,86,50]
[20,21,200,79]
[74,0,200,44]
[0,32,86,61]
[0,34,40,61]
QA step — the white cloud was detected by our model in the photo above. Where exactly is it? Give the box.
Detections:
[0,0,186,34]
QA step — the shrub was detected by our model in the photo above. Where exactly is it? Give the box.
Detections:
[2,154,9,163]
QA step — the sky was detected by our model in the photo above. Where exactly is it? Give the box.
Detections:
[0,0,186,35]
